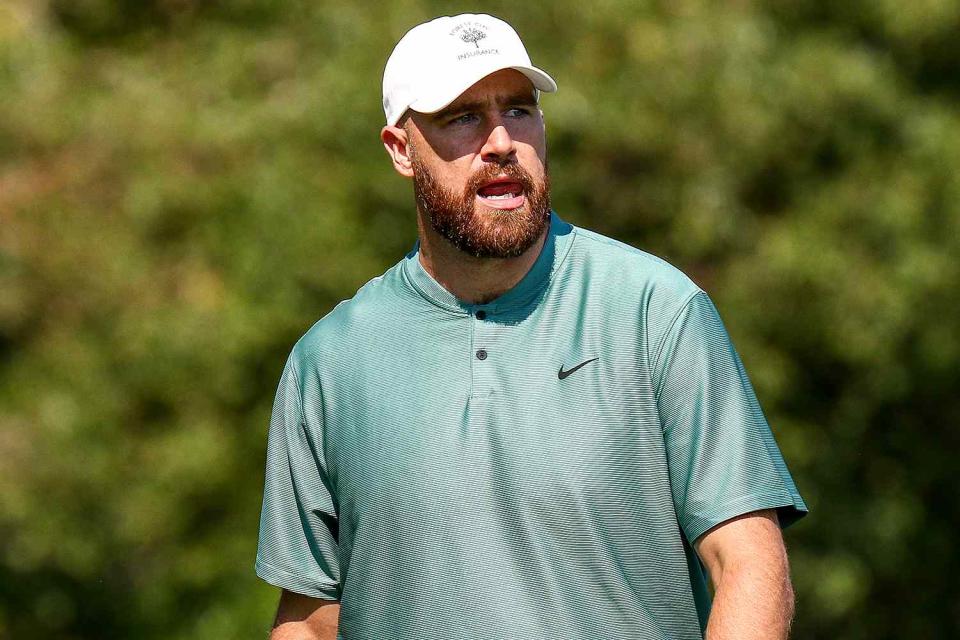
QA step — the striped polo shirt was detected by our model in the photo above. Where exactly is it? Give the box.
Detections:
[256,212,807,639]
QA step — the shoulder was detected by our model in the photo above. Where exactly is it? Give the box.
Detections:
[289,261,407,369]
[565,222,703,306]
[554,219,709,363]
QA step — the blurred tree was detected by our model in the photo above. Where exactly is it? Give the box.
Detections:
[0,0,957,638]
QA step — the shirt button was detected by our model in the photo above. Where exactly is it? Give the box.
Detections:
[476,349,488,360]
[476,310,487,320]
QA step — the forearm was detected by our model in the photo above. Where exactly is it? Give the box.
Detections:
[704,558,794,640]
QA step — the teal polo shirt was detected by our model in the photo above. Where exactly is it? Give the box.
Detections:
[256,212,807,640]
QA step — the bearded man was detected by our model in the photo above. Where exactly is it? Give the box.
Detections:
[256,13,807,640]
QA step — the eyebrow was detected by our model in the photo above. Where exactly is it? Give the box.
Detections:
[432,91,539,121]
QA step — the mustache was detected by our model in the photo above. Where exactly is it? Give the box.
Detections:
[464,163,535,197]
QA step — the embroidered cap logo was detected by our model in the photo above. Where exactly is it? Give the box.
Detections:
[459,27,486,49]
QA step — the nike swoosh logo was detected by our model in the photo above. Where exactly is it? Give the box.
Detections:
[558,357,599,380]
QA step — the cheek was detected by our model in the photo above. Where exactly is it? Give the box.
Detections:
[523,149,548,178]
[517,135,547,175]
[430,164,474,194]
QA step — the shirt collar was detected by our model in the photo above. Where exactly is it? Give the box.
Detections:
[402,211,574,315]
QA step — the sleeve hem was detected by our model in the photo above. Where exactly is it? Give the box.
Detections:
[682,492,809,545]
[255,558,341,601]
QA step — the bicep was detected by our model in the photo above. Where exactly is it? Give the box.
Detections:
[271,589,340,640]
[693,509,788,588]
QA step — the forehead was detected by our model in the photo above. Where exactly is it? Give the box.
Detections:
[441,68,537,113]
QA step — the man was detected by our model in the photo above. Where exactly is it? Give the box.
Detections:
[256,13,807,640]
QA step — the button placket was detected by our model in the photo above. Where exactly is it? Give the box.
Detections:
[470,308,496,397]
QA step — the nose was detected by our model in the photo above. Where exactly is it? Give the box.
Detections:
[480,122,516,164]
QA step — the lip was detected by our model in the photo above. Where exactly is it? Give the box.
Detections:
[479,176,520,187]
[476,177,525,210]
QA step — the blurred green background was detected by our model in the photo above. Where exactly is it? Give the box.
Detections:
[1,0,958,638]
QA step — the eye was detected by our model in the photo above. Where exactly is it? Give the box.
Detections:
[505,107,532,118]
[448,113,478,125]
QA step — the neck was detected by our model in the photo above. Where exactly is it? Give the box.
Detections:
[415,214,549,305]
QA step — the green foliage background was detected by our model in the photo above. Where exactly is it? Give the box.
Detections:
[1,0,958,637]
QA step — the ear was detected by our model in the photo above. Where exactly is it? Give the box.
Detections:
[381,125,414,178]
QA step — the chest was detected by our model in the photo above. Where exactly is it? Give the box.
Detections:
[317,308,669,532]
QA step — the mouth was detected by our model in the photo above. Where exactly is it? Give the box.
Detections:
[476,178,525,210]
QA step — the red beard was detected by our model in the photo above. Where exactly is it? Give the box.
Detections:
[412,159,551,259]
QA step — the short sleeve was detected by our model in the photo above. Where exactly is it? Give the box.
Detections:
[654,291,808,545]
[255,353,341,600]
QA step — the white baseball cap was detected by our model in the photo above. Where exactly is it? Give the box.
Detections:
[382,14,558,126]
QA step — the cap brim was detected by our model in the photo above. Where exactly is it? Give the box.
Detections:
[409,64,557,117]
